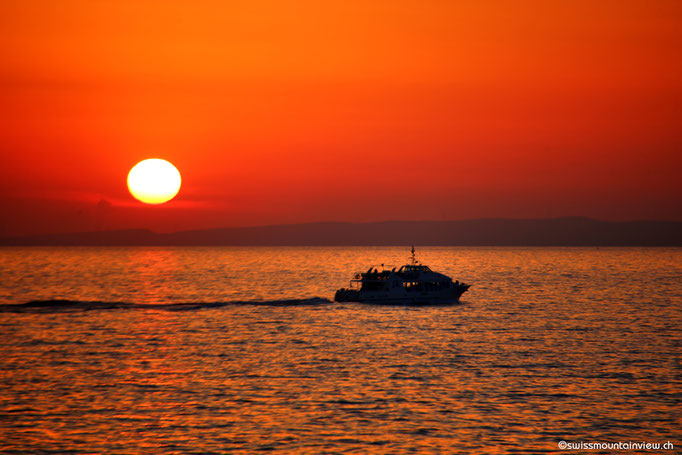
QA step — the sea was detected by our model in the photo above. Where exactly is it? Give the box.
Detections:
[0,247,680,454]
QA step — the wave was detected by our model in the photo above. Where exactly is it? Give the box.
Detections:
[0,297,333,313]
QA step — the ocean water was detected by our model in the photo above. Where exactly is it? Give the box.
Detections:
[0,247,680,454]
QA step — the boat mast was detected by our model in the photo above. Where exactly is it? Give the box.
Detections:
[410,245,417,265]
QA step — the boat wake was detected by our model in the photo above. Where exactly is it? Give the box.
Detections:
[0,297,334,313]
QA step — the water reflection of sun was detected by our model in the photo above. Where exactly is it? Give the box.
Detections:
[128,249,179,304]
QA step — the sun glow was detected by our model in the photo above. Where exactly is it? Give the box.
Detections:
[127,159,181,204]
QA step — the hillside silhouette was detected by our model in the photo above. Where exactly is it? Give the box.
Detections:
[2,218,681,246]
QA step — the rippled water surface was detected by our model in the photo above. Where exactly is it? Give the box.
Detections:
[0,247,680,454]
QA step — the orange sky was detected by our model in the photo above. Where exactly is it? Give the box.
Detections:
[1,0,681,235]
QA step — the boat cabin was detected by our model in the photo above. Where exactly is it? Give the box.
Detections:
[398,265,432,274]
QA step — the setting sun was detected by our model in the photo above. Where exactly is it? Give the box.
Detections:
[127,159,182,204]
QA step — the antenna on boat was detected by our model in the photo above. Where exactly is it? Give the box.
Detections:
[410,245,417,265]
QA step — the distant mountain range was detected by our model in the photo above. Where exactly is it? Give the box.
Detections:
[1,218,681,246]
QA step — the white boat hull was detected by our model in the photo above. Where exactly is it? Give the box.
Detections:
[335,284,469,304]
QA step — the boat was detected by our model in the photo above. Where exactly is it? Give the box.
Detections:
[334,247,470,304]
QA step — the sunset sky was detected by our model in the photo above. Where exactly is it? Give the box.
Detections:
[1,0,681,235]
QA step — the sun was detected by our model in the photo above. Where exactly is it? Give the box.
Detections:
[127,159,182,204]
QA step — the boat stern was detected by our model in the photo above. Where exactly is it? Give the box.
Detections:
[334,288,361,302]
